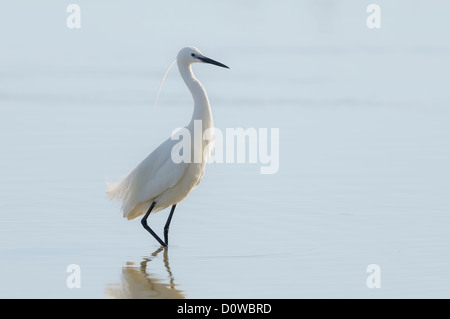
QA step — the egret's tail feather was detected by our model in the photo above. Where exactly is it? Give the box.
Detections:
[105,179,126,201]
[106,174,136,218]
[106,172,154,220]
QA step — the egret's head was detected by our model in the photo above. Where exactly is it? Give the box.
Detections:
[177,47,229,69]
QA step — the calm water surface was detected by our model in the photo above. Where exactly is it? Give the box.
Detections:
[0,1,449,298]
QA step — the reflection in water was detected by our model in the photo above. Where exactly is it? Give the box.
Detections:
[105,247,185,299]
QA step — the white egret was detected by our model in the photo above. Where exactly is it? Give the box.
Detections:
[106,47,229,246]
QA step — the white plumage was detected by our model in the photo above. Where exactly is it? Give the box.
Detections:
[106,136,189,220]
[106,47,229,245]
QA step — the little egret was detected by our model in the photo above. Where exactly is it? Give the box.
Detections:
[106,47,229,247]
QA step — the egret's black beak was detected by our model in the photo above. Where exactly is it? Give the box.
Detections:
[198,56,230,69]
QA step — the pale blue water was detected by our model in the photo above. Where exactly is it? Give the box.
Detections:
[0,0,449,298]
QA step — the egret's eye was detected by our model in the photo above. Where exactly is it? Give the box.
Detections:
[191,53,195,57]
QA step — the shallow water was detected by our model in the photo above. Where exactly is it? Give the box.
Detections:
[0,1,450,298]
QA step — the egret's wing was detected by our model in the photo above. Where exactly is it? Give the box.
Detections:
[136,147,188,204]
[106,136,188,218]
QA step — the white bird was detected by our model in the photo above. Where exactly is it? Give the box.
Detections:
[106,47,229,246]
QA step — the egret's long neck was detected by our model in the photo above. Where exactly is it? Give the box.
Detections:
[178,61,213,129]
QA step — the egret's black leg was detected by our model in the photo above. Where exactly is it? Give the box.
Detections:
[141,202,166,247]
[164,204,177,246]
